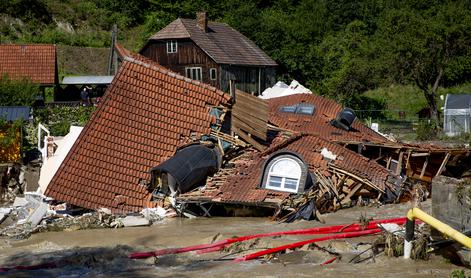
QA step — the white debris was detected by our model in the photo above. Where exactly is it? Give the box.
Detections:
[13,197,28,207]
[259,80,311,99]
[141,207,167,222]
[371,123,379,132]
[321,147,337,161]
[25,202,48,226]
[378,223,405,237]
[116,216,150,227]
[0,208,12,224]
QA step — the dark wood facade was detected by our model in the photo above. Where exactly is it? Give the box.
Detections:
[140,39,276,94]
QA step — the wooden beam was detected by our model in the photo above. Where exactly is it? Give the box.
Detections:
[411,152,430,157]
[435,152,451,177]
[396,151,404,176]
[341,183,363,205]
[419,156,429,179]
[386,156,392,169]
[232,127,265,151]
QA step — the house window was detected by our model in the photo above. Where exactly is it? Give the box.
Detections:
[166,41,177,53]
[265,157,302,193]
[210,68,217,80]
[185,67,202,81]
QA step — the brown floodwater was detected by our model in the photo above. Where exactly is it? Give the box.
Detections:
[0,200,469,277]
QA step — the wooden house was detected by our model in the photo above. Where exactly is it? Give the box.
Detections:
[140,12,277,95]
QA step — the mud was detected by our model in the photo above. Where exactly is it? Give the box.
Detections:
[0,200,469,277]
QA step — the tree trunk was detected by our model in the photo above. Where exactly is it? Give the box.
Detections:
[417,69,443,124]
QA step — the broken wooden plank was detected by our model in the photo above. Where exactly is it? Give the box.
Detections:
[411,152,430,157]
[232,127,265,151]
[396,151,404,176]
[232,89,268,140]
[435,152,451,177]
[341,183,363,205]
[419,156,429,179]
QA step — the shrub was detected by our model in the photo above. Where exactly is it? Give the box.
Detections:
[416,120,438,141]
[0,74,40,106]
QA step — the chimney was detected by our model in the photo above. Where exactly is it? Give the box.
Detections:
[196,11,208,32]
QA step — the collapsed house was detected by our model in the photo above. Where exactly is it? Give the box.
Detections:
[42,46,471,217]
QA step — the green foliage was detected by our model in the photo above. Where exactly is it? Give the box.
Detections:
[0,118,22,147]
[33,106,95,136]
[0,74,40,106]
[451,270,471,278]
[1,0,470,118]
[416,120,439,141]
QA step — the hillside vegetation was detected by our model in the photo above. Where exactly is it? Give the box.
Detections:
[1,0,470,122]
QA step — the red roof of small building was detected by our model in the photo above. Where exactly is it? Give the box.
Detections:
[45,48,231,213]
[0,44,56,85]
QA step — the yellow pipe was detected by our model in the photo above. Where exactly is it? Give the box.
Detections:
[404,207,471,259]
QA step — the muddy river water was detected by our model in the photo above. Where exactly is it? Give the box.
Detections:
[0,201,469,277]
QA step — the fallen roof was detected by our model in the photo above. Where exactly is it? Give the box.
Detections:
[45,48,231,213]
[179,134,394,206]
[0,106,31,122]
[149,18,277,67]
[0,44,56,85]
[61,76,114,85]
[267,94,388,143]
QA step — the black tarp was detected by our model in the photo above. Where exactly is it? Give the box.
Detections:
[150,144,221,194]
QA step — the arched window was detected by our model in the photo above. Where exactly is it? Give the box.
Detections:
[265,157,302,193]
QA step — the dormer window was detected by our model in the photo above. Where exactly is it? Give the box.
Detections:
[167,41,177,53]
[261,153,311,194]
[279,103,315,115]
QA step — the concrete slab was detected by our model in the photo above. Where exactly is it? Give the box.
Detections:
[25,202,48,226]
[13,197,28,207]
[119,216,150,227]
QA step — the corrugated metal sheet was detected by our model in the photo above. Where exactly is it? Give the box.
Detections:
[0,106,31,121]
[61,76,114,85]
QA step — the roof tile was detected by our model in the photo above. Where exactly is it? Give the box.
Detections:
[45,47,230,213]
[0,44,56,85]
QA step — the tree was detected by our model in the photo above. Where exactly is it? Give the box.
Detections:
[375,1,471,123]
[0,74,40,106]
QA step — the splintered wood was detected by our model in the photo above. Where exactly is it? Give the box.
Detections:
[281,164,388,217]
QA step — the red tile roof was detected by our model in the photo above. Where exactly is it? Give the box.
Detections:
[0,44,56,85]
[202,134,392,205]
[45,48,230,213]
[149,18,277,67]
[268,94,388,143]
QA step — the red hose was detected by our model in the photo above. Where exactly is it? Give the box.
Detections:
[129,217,405,259]
[233,228,381,262]
[320,257,337,265]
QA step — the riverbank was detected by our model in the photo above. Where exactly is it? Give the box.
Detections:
[0,200,469,277]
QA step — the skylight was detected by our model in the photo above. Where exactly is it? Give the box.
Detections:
[279,103,315,115]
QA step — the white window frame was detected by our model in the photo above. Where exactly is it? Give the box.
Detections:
[185,67,203,81]
[166,40,177,53]
[210,68,217,80]
[265,158,301,193]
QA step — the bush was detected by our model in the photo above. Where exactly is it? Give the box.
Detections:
[416,120,438,141]
[0,74,40,106]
